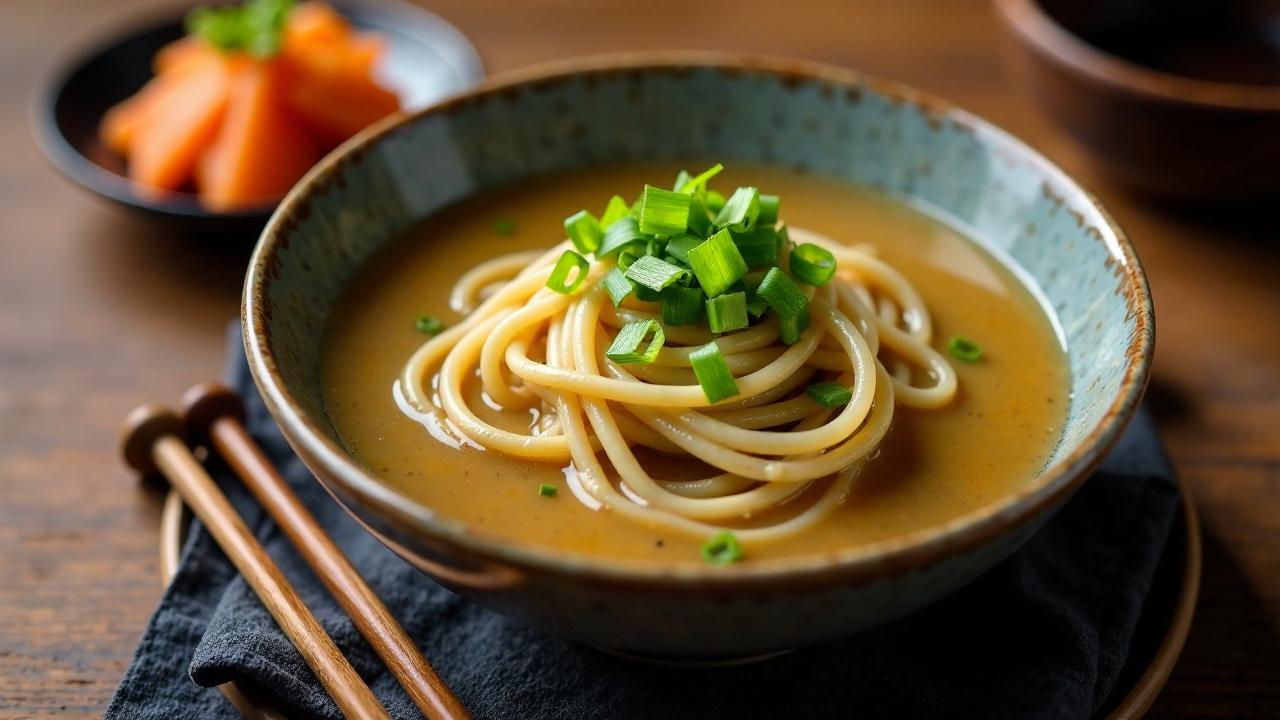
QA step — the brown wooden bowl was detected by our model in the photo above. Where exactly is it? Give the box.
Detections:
[993,0,1280,204]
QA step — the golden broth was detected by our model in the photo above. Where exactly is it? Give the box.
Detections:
[321,164,1069,563]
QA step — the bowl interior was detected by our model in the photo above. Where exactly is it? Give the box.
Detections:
[34,1,482,226]
[250,58,1151,571]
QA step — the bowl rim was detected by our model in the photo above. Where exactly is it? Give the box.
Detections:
[993,0,1280,112]
[245,52,1155,584]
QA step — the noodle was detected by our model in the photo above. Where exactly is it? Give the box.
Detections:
[398,227,957,544]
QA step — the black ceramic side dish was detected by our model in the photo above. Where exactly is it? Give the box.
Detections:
[32,0,482,234]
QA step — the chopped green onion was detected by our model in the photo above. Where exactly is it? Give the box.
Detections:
[625,255,687,293]
[789,243,837,285]
[493,217,516,236]
[598,216,644,257]
[186,0,293,56]
[660,285,705,326]
[414,315,445,335]
[605,320,665,365]
[705,190,727,213]
[545,250,589,294]
[689,342,740,403]
[706,292,749,333]
[600,267,635,307]
[686,194,712,237]
[757,194,780,225]
[700,530,742,564]
[638,185,692,236]
[733,226,778,268]
[537,483,558,497]
[746,292,769,318]
[713,186,760,232]
[806,381,852,408]
[687,228,748,298]
[757,267,810,344]
[673,169,692,191]
[600,195,631,230]
[564,210,602,253]
[948,336,983,363]
[634,285,662,302]
[677,163,725,194]
[664,233,701,264]
[617,247,642,271]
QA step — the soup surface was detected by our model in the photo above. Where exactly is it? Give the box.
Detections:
[321,164,1069,563]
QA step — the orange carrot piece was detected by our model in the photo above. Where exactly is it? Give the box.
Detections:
[127,55,230,195]
[284,1,351,49]
[154,35,214,75]
[196,60,318,212]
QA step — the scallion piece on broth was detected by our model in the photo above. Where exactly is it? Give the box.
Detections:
[545,250,589,294]
[700,530,743,564]
[537,483,558,497]
[689,342,739,403]
[414,315,445,336]
[948,336,983,363]
[606,320,665,365]
[806,381,853,408]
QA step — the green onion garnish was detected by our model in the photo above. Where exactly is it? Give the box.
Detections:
[779,308,811,345]
[700,530,742,564]
[493,217,516,236]
[564,210,602,254]
[757,267,810,344]
[689,342,740,403]
[660,285,705,326]
[545,250,589,294]
[757,194,780,225]
[186,0,293,57]
[806,381,852,408]
[673,169,692,192]
[686,194,712,237]
[948,336,983,363]
[414,315,445,335]
[789,243,837,285]
[688,228,748,298]
[600,266,635,307]
[705,190,727,213]
[733,226,778,269]
[634,285,662,302]
[678,163,725,194]
[638,185,692,237]
[713,186,760,232]
[598,216,645,258]
[537,483,558,497]
[624,255,687,293]
[605,320,665,365]
[600,195,631,231]
[617,247,642,271]
[664,233,701,264]
[746,291,769,318]
[706,292,749,334]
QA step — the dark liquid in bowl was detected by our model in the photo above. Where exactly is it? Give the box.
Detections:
[1042,0,1280,86]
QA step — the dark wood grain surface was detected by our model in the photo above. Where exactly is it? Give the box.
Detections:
[1,0,1276,717]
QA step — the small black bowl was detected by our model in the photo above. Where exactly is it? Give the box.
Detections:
[32,0,482,234]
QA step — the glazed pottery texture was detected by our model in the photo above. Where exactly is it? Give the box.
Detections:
[245,57,1152,658]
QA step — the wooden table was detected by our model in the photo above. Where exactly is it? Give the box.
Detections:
[2,0,1276,716]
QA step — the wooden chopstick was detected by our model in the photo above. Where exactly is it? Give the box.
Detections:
[121,405,390,720]
[181,383,470,720]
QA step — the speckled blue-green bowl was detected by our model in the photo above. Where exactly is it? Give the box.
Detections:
[245,55,1153,659]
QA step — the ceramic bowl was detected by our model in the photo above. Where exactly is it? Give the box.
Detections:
[994,0,1280,204]
[244,55,1153,659]
[31,0,481,235]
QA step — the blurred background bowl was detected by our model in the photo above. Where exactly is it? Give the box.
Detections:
[993,0,1280,205]
[31,0,482,236]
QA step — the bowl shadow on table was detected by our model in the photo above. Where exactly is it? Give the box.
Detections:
[81,204,255,314]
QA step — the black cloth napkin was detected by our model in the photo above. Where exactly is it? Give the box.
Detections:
[107,325,1179,720]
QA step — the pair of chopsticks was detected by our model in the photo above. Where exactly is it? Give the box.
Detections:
[121,383,469,720]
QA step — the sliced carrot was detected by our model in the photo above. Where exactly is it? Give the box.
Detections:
[100,77,170,156]
[153,35,214,75]
[196,59,318,212]
[283,1,351,50]
[127,55,230,195]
